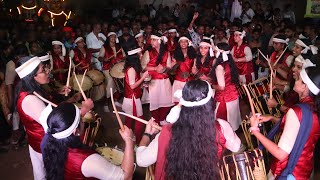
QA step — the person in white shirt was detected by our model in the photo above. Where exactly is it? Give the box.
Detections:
[240,1,255,24]
[86,23,106,70]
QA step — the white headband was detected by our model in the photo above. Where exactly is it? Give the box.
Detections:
[15,56,41,78]
[273,38,289,45]
[235,30,246,39]
[168,29,179,37]
[128,48,142,55]
[175,81,213,107]
[300,68,320,95]
[178,36,192,46]
[215,46,230,62]
[135,32,143,38]
[38,54,50,62]
[199,42,214,57]
[295,55,316,68]
[107,32,119,43]
[52,41,66,56]
[151,35,168,44]
[299,34,307,39]
[74,37,84,44]
[295,39,318,55]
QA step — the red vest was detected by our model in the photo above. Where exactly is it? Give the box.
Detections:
[232,43,253,82]
[166,39,178,56]
[102,44,124,70]
[270,97,320,179]
[270,51,291,68]
[64,148,96,180]
[73,47,92,74]
[175,56,194,82]
[147,48,169,79]
[17,91,45,153]
[228,33,236,48]
[198,57,214,76]
[124,68,142,99]
[155,123,226,180]
[214,63,239,102]
[52,55,70,84]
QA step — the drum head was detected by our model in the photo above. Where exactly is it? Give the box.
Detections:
[96,147,124,166]
[110,61,125,78]
[71,75,93,92]
[87,70,105,85]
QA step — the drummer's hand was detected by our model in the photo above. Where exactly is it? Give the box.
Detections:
[142,71,149,79]
[255,59,261,65]
[71,92,82,102]
[58,86,71,95]
[258,115,274,123]
[156,64,164,73]
[267,98,278,108]
[119,125,134,144]
[81,98,94,113]
[145,118,160,135]
[191,66,198,74]
[249,114,261,128]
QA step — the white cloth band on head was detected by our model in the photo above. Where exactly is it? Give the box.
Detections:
[39,54,50,62]
[178,37,192,46]
[151,35,161,40]
[295,55,316,68]
[215,46,230,62]
[52,41,66,56]
[15,56,41,78]
[168,29,179,37]
[295,39,318,55]
[199,42,214,57]
[128,48,142,55]
[135,32,143,38]
[151,35,167,44]
[107,32,119,43]
[235,30,246,39]
[299,34,307,39]
[300,68,320,95]
[273,38,288,45]
[74,37,84,44]
[176,81,213,107]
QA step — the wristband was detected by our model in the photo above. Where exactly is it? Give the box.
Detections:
[249,126,260,134]
[143,133,153,140]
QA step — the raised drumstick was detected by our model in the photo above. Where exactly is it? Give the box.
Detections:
[65,57,72,96]
[242,84,256,117]
[73,72,88,100]
[274,46,288,66]
[110,88,125,131]
[80,69,88,87]
[113,111,162,131]
[33,91,58,107]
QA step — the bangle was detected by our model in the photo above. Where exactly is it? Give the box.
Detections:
[143,133,153,140]
[276,103,281,110]
[249,126,260,134]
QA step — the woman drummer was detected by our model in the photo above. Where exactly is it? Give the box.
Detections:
[191,38,215,81]
[122,47,149,143]
[171,36,197,104]
[51,41,71,85]
[136,80,241,179]
[250,67,320,179]
[15,56,93,179]
[69,37,92,74]
[210,43,241,131]
[144,33,174,124]
[41,103,135,180]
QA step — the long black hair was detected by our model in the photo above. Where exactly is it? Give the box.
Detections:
[173,44,197,62]
[196,39,212,69]
[210,43,240,86]
[304,67,320,120]
[165,80,219,179]
[41,103,83,180]
[124,50,142,73]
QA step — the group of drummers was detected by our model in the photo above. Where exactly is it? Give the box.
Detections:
[12,14,320,180]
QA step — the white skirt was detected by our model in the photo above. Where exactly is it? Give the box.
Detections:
[215,98,241,131]
[141,86,150,104]
[148,78,174,111]
[103,70,117,98]
[122,97,143,117]
[29,145,46,180]
[172,80,186,103]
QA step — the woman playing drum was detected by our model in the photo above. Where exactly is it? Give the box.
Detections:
[69,37,92,74]
[41,103,135,180]
[51,41,71,85]
[250,67,320,179]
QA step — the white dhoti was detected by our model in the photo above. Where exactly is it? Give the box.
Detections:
[148,78,174,111]
[215,98,241,131]
[122,97,143,117]
[171,80,186,103]
[29,146,45,180]
[103,70,117,98]
[92,53,102,71]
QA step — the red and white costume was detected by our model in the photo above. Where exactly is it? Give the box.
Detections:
[268,97,320,180]
[172,56,194,103]
[145,48,174,123]
[166,39,178,57]
[51,54,70,84]
[122,67,144,143]
[213,62,241,130]
[231,43,254,84]
[195,57,215,77]
[69,47,92,74]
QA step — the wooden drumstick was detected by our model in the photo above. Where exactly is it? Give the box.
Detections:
[110,88,125,131]
[113,111,162,131]
[80,69,88,87]
[107,49,122,60]
[65,57,72,96]
[270,71,273,99]
[33,91,58,107]
[274,46,288,66]
[242,84,256,117]
[73,72,88,100]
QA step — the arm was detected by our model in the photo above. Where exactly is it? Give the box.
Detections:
[86,36,101,53]
[188,12,198,31]
[217,119,241,152]
[22,95,47,124]
[69,50,75,60]
[211,65,226,91]
[98,46,105,62]
[234,47,252,62]
[127,68,148,90]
